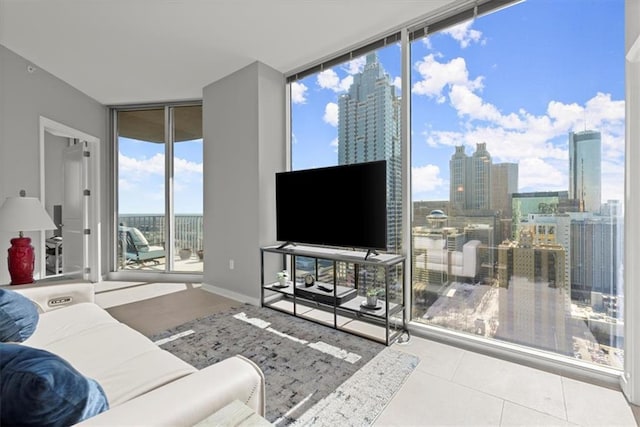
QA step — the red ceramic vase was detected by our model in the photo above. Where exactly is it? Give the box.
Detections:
[8,237,35,285]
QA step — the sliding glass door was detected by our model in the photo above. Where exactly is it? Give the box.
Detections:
[115,104,203,273]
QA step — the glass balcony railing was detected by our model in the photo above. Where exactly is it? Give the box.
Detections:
[117,214,204,272]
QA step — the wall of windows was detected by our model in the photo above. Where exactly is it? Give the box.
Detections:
[289,0,625,373]
[114,104,203,273]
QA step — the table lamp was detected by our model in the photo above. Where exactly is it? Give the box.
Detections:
[0,191,57,285]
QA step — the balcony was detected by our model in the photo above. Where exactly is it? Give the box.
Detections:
[118,214,203,273]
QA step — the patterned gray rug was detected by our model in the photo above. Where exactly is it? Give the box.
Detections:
[150,304,418,425]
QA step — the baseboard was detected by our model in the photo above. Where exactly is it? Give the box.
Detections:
[201,283,260,306]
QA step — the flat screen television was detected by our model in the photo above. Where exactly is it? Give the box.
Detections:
[276,160,387,251]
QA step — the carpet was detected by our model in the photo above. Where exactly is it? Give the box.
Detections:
[150,304,418,425]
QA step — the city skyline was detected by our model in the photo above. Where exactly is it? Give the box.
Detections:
[291,0,624,205]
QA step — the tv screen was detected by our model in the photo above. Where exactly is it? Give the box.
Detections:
[276,160,387,251]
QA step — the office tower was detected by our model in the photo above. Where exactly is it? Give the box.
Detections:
[569,130,602,214]
[570,216,619,309]
[338,52,401,253]
[450,146,468,211]
[491,162,518,218]
[496,230,570,355]
[511,191,569,240]
[449,143,493,212]
[471,143,492,210]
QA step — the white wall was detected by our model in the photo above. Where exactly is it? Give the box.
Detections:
[0,45,107,284]
[202,61,285,304]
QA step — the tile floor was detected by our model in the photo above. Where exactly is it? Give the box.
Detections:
[376,337,637,426]
[96,282,639,426]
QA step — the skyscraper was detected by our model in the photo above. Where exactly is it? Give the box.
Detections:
[569,130,602,214]
[338,52,401,253]
[449,143,493,212]
[491,162,518,217]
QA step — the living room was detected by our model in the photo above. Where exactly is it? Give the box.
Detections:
[1,0,640,425]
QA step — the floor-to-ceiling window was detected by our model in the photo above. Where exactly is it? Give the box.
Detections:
[115,104,203,273]
[287,0,625,373]
[289,43,402,255]
[409,0,624,369]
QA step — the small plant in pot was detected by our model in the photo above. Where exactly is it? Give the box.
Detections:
[179,248,192,260]
[276,270,289,287]
[366,287,380,307]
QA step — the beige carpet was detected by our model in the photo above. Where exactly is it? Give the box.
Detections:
[106,287,242,336]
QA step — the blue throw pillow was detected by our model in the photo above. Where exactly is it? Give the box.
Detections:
[0,343,109,426]
[0,288,39,342]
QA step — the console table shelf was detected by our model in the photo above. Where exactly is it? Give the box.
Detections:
[260,244,406,345]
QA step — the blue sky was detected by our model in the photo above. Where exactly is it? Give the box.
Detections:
[118,0,624,214]
[118,138,203,214]
[291,0,625,203]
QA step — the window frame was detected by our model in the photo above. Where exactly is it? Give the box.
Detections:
[285,0,631,396]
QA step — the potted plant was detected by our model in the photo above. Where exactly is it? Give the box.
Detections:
[179,248,192,260]
[197,249,204,261]
[366,287,380,307]
[276,270,289,287]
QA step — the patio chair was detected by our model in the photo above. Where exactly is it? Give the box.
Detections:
[118,226,165,265]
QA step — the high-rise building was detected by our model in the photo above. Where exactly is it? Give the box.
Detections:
[338,52,401,253]
[511,191,569,240]
[569,130,602,214]
[496,230,570,355]
[449,143,493,212]
[491,162,518,218]
[570,216,619,309]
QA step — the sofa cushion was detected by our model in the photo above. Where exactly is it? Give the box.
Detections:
[23,302,118,348]
[0,288,39,342]
[0,342,108,426]
[25,304,196,406]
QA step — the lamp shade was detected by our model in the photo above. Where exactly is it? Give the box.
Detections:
[0,196,56,232]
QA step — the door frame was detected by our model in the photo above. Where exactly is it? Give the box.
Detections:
[39,116,101,282]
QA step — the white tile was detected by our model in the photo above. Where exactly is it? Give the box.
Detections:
[562,377,637,426]
[501,401,571,426]
[393,336,465,381]
[453,351,567,420]
[374,369,504,426]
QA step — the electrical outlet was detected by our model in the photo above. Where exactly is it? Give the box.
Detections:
[229,259,235,270]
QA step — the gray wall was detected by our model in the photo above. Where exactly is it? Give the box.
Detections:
[202,61,285,304]
[0,44,108,284]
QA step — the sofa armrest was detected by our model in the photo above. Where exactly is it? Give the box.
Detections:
[9,281,94,313]
[77,355,266,426]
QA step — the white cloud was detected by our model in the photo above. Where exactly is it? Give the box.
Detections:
[392,76,402,91]
[119,152,165,178]
[317,69,353,92]
[441,20,485,48]
[412,54,483,101]
[412,164,444,193]
[119,152,202,181]
[330,137,339,153]
[417,53,624,158]
[323,102,339,127]
[517,157,566,191]
[343,57,365,75]
[291,82,308,104]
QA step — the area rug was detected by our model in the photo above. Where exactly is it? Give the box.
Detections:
[150,303,394,424]
[294,347,420,426]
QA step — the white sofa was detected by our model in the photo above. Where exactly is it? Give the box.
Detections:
[13,281,266,426]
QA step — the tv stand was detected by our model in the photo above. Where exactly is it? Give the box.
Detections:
[364,249,379,260]
[260,244,406,345]
[276,241,296,250]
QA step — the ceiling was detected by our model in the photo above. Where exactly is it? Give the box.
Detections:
[0,0,458,105]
